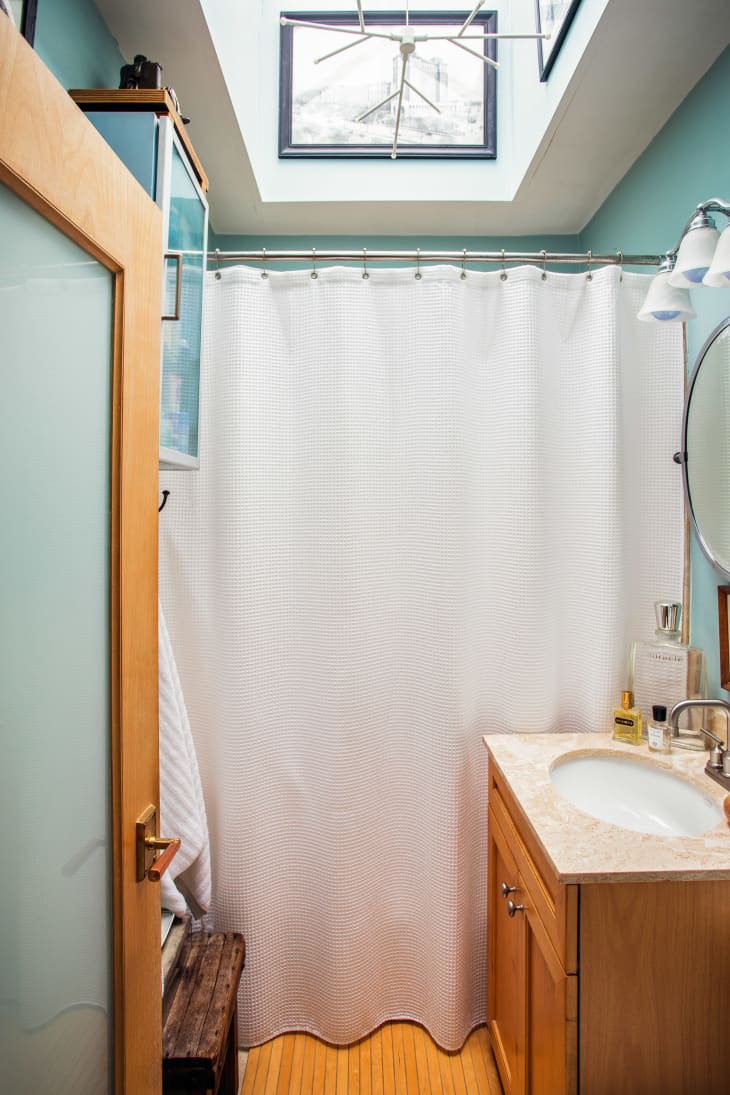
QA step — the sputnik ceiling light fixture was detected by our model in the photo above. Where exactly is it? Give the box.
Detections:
[280,0,550,159]
[638,198,730,323]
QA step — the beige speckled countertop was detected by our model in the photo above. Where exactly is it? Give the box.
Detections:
[483,732,730,884]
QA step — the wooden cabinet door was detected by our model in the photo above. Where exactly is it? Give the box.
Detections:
[487,807,526,1095]
[488,801,576,1095]
[524,904,576,1095]
[0,21,162,1094]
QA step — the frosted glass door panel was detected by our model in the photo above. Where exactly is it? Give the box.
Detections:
[160,131,206,461]
[0,183,113,1094]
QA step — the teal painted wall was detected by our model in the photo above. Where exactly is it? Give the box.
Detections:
[214,234,580,250]
[582,46,730,695]
[34,0,124,91]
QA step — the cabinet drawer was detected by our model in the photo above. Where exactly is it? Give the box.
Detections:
[489,768,578,973]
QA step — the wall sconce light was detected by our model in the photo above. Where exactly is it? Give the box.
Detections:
[637,253,696,323]
[638,198,730,323]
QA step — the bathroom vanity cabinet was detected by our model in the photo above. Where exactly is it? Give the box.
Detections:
[488,768,577,1095]
[487,754,730,1095]
[70,90,209,469]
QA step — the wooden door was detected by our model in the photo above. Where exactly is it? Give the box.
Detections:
[0,19,162,1094]
[487,806,526,1095]
[524,903,576,1095]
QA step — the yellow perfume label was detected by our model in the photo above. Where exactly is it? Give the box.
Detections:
[613,706,641,743]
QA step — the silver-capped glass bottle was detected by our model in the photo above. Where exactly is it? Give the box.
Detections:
[628,602,707,747]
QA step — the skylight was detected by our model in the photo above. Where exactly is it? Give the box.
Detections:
[95,0,730,236]
[279,9,499,159]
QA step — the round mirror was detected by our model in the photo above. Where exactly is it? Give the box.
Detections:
[682,317,730,579]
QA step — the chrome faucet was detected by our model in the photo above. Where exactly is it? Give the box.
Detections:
[668,699,730,789]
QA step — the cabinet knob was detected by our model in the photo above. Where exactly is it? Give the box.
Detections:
[500,881,517,898]
[507,899,525,918]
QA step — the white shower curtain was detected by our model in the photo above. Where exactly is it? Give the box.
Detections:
[160,263,684,1050]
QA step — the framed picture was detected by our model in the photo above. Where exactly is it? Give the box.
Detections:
[279,10,497,158]
[3,0,37,43]
[534,0,581,81]
[719,586,730,690]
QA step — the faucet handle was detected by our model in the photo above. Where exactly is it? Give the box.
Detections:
[698,727,724,769]
[699,726,724,748]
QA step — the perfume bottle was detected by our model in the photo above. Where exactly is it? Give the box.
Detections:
[647,704,671,754]
[628,602,706,744]
[612,689,642,745]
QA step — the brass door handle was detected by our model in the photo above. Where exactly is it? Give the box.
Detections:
[136,805,181,882]
[146,836,181,882]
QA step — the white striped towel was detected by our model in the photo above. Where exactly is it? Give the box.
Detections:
[159,602,211,918]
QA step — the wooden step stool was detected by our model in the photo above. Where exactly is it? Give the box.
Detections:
[163,931,246,1095]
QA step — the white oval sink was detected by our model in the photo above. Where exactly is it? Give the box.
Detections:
[549,753,722,836]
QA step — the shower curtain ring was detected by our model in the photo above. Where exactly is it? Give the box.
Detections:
[541,249,548,282]
[461,249,467,280]
[500,249,507,281]
[311,248,318,280]
[214,247,222,280]
[415,248,422,280]
[261,246,268,280]
[586,250,593,281]
[362,248,369,280]
[617,250,623,282]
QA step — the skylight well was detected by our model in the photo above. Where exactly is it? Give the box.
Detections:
[279,1,548,159]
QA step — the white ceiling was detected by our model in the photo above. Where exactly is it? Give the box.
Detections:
[95,0,730,237]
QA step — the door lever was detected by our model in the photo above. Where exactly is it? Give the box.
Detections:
[135,804,181,882]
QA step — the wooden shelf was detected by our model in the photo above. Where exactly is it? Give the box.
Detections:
[68,88,208,192]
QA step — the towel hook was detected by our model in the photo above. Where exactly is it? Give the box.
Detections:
[461,249,467,280]
[541,249,548,282]
[159,489,170,513]
[362,247,369,280]
[261,246,268,280]
[617,249,623,282]
[311,247,318,280]
[415,248,422,280]
[586,250,593,281]
[500,249,508,282]
[214,248,222,280]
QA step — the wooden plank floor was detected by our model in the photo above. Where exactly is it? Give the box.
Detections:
[240,1022,503,1095]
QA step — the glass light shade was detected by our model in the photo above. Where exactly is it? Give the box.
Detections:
[668,224,720,286]
[637,270,696,323]
[703,224,730,286]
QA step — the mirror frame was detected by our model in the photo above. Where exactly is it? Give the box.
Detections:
[718,585,730,690]
[681,315,730,582]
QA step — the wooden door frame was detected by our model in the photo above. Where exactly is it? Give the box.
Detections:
[0,19,162,1094]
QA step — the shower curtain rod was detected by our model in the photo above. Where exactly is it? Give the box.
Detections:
[210,248,662,268]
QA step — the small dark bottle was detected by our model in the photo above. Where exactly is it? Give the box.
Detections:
[647,704,671,754]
